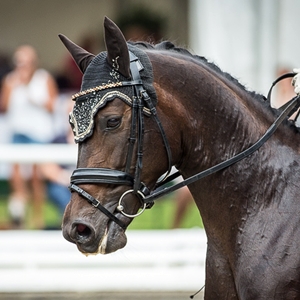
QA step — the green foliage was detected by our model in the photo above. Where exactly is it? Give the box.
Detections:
[0,179,203,230]
[0,195,63,229]
[128,196,203,230]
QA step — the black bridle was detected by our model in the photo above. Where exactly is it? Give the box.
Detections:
[70,56,300,230]
[69,51,172,230]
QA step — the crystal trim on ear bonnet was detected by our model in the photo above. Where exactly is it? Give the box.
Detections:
[69,44,157,143]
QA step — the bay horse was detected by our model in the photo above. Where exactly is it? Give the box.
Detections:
[60,17,300,299]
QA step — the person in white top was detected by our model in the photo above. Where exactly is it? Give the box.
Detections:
[293,69,300,94]
[0,45,58,228]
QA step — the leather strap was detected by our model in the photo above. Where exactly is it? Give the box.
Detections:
[71,168,134,186]
[70,56,299,230]
[143,88,300,203]
[69,184,127,230]
[267,72,296,103]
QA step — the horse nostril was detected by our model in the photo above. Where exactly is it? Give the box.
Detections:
[76,223,91,238]
[70,222,94,243]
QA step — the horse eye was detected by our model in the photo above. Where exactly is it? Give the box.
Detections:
[107,117,122,129]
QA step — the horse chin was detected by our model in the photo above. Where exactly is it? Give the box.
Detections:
[100,219,127,254]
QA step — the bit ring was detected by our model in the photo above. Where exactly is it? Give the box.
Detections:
[117,189,146,218]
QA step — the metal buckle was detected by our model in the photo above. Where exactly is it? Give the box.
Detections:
[92,200,100,208]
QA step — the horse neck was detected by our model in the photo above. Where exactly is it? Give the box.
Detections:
[151,52,272,175]
[152,51,300,234]
[152,55,300,245]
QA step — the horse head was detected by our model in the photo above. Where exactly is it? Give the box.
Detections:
[60,17,174,255]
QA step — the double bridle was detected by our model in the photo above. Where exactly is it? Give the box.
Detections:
[69,51,173,230]
[69,53,300,230]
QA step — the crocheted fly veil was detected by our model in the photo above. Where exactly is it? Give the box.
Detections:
[59,23,157,143]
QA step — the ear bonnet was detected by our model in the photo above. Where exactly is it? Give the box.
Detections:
[65,41,157,142]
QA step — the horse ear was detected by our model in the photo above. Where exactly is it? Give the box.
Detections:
[58,34,95,74]
[104,16,131,78]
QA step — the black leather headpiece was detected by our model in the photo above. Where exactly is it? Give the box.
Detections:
[69,44,157,143]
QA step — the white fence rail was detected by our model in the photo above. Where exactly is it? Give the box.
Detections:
[0,144,77,164]
[0,229,207,293]
[0,144,207,294]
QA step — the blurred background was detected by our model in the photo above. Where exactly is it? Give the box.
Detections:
[0,0,300,298]
[0,0,299,230]
[1,0,299,93]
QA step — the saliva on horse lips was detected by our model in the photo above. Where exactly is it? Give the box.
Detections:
[60,16,300,300]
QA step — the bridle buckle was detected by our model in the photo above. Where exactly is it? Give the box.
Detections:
[92,200,101,208]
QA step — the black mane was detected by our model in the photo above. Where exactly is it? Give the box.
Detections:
[130,41,300,133]
[133,40,265,102]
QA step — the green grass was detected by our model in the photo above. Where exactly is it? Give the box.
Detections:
[0,180,203,230]
[128,196,203,230]
[0,195,63,229]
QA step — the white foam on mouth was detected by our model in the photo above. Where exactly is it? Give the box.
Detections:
[98,226,108,254]
[79,226,109,257]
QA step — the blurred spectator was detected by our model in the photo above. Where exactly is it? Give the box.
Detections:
[117,6,165,43]
[0,53,12,97]
[43,166,70,220]
[0,45,58,228]
[40,117,75,223]
[56,35,98,92]
[272,66,299,125]
[171,184,193,229]
[272,66,296,109]
[40,150,71,220]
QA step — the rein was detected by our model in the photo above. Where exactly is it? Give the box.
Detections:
[145,79,300,203]
[70,58,300,229]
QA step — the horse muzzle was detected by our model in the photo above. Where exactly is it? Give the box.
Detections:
[62,215,128,255]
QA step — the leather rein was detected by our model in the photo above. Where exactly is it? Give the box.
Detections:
[69,56,300,230]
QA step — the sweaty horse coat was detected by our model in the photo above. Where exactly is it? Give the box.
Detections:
[61,17,300,299]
